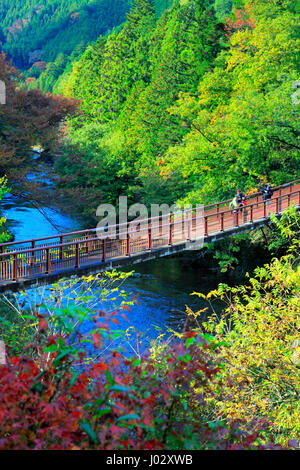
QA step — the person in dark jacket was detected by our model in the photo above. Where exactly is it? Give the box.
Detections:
[262,184,273,216]
[235,189,247,207]
[262,184,273,201]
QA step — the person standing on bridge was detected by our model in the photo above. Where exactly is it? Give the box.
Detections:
[235,189,247,208]
[262,184,273,202]
[230,190,247,225]
[262,184,273,215]
[229,196,239,212]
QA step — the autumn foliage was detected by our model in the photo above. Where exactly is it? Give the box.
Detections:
[224,8,256,37]
[1,261,297,450]
[0,328,281,450]
[0,52,78,178]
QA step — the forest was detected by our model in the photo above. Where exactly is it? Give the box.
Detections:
[0,0,299,453]
[0,0,131,68]
[44,0,299,224]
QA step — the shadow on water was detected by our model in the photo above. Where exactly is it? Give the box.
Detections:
[121,255,225,336]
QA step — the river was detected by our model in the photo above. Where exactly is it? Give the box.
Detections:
[1,155,225,347]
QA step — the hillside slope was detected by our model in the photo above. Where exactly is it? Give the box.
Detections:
[51,0,299,222]
[0,0,131,68]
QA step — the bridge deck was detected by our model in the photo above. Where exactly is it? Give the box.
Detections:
[0,180,299,291]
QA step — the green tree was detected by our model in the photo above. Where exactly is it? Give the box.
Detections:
[164,0,299,205]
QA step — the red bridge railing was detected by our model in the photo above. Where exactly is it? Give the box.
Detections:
[0,180,299,284]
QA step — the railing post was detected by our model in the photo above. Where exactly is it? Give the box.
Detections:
[279,194,282,212]
[59,235,63,261]
[220,212,224,231]
[168,214,173,245]
[148,226,152,250]
[85,231,90,254]
[102,239,106,262]
[75,243,80,268]
[204,216,208,236]
[192,209,196,230]
[45,248,50,275]
[31,241,36,267]
[126,229,130,256]
[276,197,279,214]
[187,217,191,241]
[250,205,253,223]
[287,193,291,207]
[13,253,18,281]
[263,201,266,218]
[235,211,239,227]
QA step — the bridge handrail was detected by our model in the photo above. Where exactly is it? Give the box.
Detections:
[0,179,299,250]
[203,179,300,209]
[0,188,298,259]
[73,189,300,240]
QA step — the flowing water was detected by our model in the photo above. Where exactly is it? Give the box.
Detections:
[1,155,225,346]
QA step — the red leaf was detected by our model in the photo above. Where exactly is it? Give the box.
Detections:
[92,332,101,348]
[38,319,48,332]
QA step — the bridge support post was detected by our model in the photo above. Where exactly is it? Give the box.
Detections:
[75,243,80,268]
[187,217,191,241]
[59,236,63,261]
[102,239,106,262]
[148,226,152,250]
[45,248,50,275]
[234,211,239,227]
[192,209,196,231]
[13,254,18,282]
[31,241,36,267]
[204,216,208,236]
[85,231,90,254]
[126,231,130,256]
[168,214,173,245]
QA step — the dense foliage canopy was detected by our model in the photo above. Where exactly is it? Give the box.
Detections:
[0,0,132,69]
[0,52,78,180]
[40,0,299,221]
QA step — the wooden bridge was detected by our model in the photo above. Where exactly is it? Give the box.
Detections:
[0,180,299,292]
